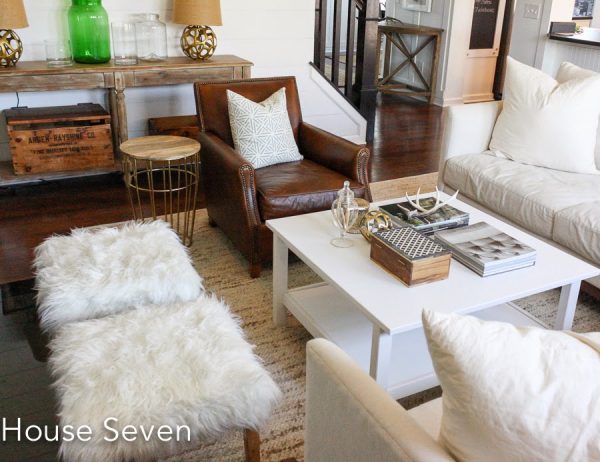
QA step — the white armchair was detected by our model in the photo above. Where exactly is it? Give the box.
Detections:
[304,339,453,462]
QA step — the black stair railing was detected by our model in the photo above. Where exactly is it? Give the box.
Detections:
[313,0,379,142]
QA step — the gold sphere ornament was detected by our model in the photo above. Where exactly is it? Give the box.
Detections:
[0,29,23,67]
[359,211,393,241]
[180,25,217,60]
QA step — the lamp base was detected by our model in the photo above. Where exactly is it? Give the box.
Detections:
[180,25,217,61]
[0,29,23,67]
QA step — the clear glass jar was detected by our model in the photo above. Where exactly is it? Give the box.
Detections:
[112,22,137,65]
[135,14,167,62]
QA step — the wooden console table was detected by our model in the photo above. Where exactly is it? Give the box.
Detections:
[0,55,252,186]
[375,21,443,103]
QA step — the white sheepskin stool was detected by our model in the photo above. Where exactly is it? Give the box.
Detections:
[34,220,203,332]
[49,295,281,462]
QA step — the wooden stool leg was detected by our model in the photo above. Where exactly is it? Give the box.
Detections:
[243,428,261,462]
[249,262,262,279]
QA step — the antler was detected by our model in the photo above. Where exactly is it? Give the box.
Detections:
[400,188,459,218]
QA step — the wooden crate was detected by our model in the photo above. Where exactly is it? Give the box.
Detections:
[6,103,114,175]
[148,115,200,140]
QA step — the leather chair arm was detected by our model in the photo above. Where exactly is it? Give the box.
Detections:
[298,122,370,186]
[199,132,261,233]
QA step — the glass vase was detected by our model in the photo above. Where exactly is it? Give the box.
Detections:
[135,14,168,62]
[331,181,359,248]
[112,22,138,65]
[68,0,111,64]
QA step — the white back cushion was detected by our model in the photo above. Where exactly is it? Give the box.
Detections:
[555,62,600,169]
[227,87,303,169]
[423,309,600,462]
[489,57,600,174]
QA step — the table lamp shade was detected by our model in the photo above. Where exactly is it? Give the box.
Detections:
[172,0,222,26]
[0,0,29,29]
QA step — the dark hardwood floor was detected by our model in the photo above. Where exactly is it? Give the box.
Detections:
[369,93,443,182]
[0,95,442,461]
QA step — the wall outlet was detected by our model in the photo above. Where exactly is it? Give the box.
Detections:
[524,3,541,20]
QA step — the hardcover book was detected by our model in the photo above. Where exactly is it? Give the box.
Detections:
[434,222,536,276]
[379,198,469,234]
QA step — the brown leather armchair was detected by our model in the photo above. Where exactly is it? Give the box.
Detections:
[194,76,370,278]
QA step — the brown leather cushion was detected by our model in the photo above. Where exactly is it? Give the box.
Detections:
[255,159,367,221]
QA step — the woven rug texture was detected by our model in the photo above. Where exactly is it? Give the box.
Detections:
[165,210,600,462]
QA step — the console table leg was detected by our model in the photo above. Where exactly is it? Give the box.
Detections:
[370,326,392,390]
[272,235,289,327]
[554,281,581,330]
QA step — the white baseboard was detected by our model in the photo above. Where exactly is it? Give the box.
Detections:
[463,93,494,103]
[308,66,367,144]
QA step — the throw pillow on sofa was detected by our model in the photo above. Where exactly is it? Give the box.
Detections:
[489,57,600,174]
[422,309,600,462]
[555,62,600,170]
[227,87,303,169]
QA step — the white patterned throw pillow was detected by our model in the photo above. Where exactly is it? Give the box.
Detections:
[227,87,303,169]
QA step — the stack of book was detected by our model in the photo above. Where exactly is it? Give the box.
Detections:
[379,198,469,235]
[434,222,537,277]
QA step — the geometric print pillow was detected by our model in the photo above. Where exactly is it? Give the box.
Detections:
[227,87,303,169]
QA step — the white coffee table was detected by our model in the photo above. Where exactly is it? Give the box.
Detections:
[266,195,600,399]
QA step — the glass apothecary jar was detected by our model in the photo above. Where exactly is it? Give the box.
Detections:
[135,14,167,62]
[68,0,111,64]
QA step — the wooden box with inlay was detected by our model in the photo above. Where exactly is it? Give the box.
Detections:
[6,103,113,175]
[370,227,451,286]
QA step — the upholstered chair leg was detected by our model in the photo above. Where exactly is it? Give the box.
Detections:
[243,428,261,462]
[208,216,217,227]
[249,262,262,278]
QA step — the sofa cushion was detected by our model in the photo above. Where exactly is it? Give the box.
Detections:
[444,153,600,239]
[489,57,600,174]
[553,201,600,264]
[255,159,366,220]
[423,309,600,462]
[555,62,600,170]
[227,87,303,169]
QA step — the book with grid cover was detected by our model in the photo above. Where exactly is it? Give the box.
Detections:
[370,227,451,286]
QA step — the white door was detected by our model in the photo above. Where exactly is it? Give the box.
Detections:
[463,0,507,102]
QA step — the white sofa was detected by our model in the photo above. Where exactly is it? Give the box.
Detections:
[304,338,451,462]
[439,101,600,289]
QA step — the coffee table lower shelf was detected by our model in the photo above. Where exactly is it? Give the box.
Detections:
[283,282,546,399]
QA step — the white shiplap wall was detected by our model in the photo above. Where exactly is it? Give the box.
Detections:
[0,0,365,160]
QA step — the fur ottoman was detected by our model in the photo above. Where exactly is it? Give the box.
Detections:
[34,220,203,332]
[49,295,281,462]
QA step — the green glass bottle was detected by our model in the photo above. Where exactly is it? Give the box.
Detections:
[68,0,111,64]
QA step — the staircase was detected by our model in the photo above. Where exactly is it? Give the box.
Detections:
[313,0,381,142]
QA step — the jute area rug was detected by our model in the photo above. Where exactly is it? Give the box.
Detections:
[167,210,600,462]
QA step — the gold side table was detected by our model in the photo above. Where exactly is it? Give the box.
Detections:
[121,135,201,246]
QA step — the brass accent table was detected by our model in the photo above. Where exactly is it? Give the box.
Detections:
[0,55,252,186]
[121,135,201,246]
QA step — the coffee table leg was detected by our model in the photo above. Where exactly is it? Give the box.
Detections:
[370,325,392,390]
[273,235,289,327]
[554,281,581,330]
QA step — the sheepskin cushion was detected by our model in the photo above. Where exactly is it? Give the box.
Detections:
[49,295,281,462]
[34,220,203,332]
